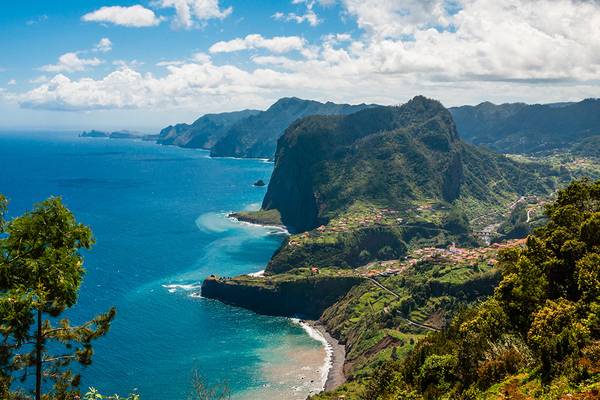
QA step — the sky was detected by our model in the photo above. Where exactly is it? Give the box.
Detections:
[1,0,599,131]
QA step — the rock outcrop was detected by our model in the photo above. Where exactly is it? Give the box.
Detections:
[201,274,364,319]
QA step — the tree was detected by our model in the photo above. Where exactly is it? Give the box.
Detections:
[0,196,115,399]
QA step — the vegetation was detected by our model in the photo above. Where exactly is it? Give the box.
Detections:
[450,98,600,155]
[310,241,506,399]
[263,96,556,233]
[356,179,600,399]
[210,97,371,159]
[156,109,260,149]
[0,196,115,400]
[229,209,282,226]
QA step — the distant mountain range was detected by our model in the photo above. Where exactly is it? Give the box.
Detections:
[156,109,260,149]
[449,98,600,154]
[82,97,600,159]
[156,97,373,159]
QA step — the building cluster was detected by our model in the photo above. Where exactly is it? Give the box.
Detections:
[359,239,526,278]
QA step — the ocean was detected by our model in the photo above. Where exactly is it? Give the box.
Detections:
[0,131,327,399]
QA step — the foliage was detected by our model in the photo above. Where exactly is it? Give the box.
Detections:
[210,97,371,159]
[0,196,115,399]
[263,96,554,233]
[84,387,140,400]
[450,98,600,155]
[362,179,600,399]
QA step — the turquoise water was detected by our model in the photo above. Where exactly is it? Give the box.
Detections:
[0,131,325,399]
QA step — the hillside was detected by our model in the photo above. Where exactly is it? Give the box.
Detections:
[209,97,373,159]
[262,96,555,233]
[450,98,600,154]
[156,109,259,149]
[341,179,600,400]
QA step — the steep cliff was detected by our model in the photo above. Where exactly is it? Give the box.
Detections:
[262,96,552,233]
[209,97,373,159]
[201,271,364,319]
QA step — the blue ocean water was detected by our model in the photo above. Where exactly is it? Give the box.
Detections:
[0,131,325,399]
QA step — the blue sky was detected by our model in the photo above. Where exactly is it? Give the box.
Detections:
[1,0,599,131]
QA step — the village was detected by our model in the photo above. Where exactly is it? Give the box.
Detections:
[356,238,526,278]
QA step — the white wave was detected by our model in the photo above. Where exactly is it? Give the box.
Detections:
[195,212,236,233]
[247,270,265,277]
[227,214,289,236]
[162,283,202,294]
[291,319,333,392]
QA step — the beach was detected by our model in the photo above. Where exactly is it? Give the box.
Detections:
[304,321,347,392]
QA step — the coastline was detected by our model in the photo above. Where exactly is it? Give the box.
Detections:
[227,213,289,235]
[301,320,347,392]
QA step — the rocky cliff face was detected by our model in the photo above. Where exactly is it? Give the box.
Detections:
[201,275,364,319]
[262,97,459,231]
[261,96,553,233]
[209,97,373,159]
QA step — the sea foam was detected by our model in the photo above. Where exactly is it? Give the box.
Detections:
[291,319,333,392]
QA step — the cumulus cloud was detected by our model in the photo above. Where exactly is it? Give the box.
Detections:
[19,63,308,111]
[19,0,600,113]
[40,53,102,73]
[95,38,113,53]
[7,79,17,86]
[209,34,306,54]
[153,0,232,28]
[82,5,161,27]
[341,0,453,38]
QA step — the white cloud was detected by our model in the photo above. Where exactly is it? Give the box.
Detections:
[82,5,161,27]
[209,34,306,54]
[273,0,321,26]
[95,38,113,53]
[341,0,452,38]
[18,0,600,113]
[153,0,232,28]
[7,79,17,85]
[40,53,102,73]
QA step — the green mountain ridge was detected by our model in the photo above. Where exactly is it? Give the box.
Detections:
[209,97,374,159]
[449,98,600,154]
[156,109,260,149]
[262,96,555,233]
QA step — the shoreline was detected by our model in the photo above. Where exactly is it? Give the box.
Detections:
[302,320,347,393]
[227,213,289,235]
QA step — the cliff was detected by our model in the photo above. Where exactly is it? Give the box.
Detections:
[201,270,364,319]
[209,98,373,159]
[262,96,553,233]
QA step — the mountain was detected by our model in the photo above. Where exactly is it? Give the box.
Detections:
[209,97,373,159]
[262,96,554,233]
[156,109,259,149]
[449,98,600,154]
